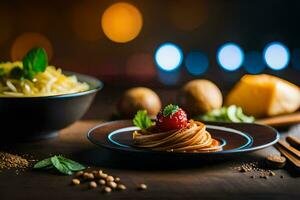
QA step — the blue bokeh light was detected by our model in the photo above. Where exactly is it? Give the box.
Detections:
[185,51,209,75]
[292,49,300,71]
[217,42,244,71]
[243,51,265,74]
[154,43,183,71]
[263,42,290,70]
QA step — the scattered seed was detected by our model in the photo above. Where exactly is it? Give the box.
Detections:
[75,171,84,177]
[117,184,126,190]
[107,181,117,189]
[89,181,97,189]
[106,176,114,182]
[99,173,108,179]
[234,161,278,180]
[92,170,98,175]
[269,171,276,176]
[103,186,112,193]
[72,179,80,185]
[138,184,147,190]
[94,171,101,178]
[71,169,143,194]
[99,179,106,185]
[239,166,248,173]
[83,173,94,180]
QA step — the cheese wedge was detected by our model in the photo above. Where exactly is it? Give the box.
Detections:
[226,74,300,118]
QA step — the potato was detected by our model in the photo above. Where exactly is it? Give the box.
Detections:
[179,80,223,115]
[118,87,161,118]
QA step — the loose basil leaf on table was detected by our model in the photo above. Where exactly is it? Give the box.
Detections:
[50,156,73,175]
[33,155,86,175]
[57,156,85,171]
[33,158,52,169]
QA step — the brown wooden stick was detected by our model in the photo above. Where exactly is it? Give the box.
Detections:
[275,144,300,168]
[256,112,300,127]
[286,136,300,150]
[278,140,300,158]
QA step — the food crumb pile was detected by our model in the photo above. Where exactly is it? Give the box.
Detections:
[0,151,30,172]
[234,161,283,179]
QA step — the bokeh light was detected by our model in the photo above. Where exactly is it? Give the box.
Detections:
[168,0,208,31]
[292,48,300,71]
[158,69,181,85]
[70,1,102,41]
[243,51,265,74]
[11,32,53,61]
[217,43,244,71]
[126,53,156,81]
[155,43,183,71]
[185,51,209,75]
[263,42,290,70]
[101,2,143,43]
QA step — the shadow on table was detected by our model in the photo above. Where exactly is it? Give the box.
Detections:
[72,147,266,171]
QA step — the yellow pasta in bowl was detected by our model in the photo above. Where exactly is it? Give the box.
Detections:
[0,62,89,97]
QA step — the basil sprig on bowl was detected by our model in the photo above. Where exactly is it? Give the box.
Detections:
[34,155,86,175]
[9,47,48,80]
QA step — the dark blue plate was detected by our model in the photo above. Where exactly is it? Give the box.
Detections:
[87,120,279,157]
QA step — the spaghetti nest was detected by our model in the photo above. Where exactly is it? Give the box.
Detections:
[0,62,89,97]
[133,120,222,153]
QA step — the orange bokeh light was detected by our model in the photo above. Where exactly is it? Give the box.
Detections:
[101,2,143,43]
[11,32,53,61]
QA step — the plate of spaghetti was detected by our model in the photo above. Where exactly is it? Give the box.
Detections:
[88,104,279,157]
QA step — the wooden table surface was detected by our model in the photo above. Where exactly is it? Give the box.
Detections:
[1,88,300,200]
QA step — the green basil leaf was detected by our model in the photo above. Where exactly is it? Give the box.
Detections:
[45,165,54,170]
[33,158,52,169]
[57,156,86,171]
[163,104,179,117]
[133,110,154,130]
[50,156,73,175]
[22,47,48,79]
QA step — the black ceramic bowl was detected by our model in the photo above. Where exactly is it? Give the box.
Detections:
[0,72,103,141]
